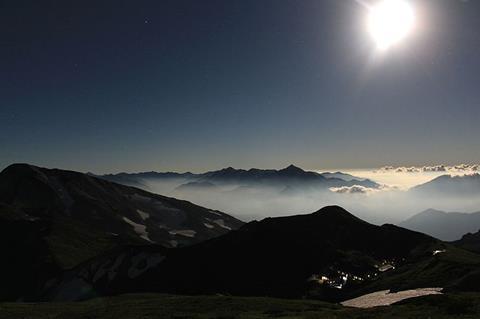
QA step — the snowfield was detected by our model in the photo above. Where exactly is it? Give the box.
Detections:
[341,288,443,308]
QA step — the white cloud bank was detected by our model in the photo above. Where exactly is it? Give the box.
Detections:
[329,185,378,194]
[375,164,479,174]
[329,184,396,195]
[342,164,480,190]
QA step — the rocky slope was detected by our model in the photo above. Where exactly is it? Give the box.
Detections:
[0,164,243,300]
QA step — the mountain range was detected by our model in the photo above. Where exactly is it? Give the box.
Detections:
[3,163,480,309]
[100,165,379,193]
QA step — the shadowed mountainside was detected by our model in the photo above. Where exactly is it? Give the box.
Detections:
[454,230,480,254]
[0,164,243,301]
[42,206,448,302]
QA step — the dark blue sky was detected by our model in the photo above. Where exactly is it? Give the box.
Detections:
[1,0,479,173]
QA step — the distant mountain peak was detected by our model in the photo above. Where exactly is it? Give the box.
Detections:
[419,208,448,216]
[277,165,313,177]
[410,173,480,197]
[281,164,304,172]
[400,208,480,241]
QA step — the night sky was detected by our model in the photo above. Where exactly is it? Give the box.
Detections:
[1,0,479,173]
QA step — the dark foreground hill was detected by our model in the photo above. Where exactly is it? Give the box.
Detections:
[42,206,453,302]
[0,164,243,301]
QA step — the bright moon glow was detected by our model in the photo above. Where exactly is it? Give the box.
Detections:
[368,0,415,50]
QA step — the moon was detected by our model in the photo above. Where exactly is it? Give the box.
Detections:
[368,0,415,50]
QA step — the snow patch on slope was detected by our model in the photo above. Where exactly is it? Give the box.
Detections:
[213,219,231,230]
[169,230,197,238]
[209,210,222,216]
[122,217,152,242]
[137,209,150,220]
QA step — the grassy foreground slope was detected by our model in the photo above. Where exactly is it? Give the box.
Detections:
[1,293,480,319]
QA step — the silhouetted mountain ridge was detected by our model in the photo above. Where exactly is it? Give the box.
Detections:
[101,165,379,192]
